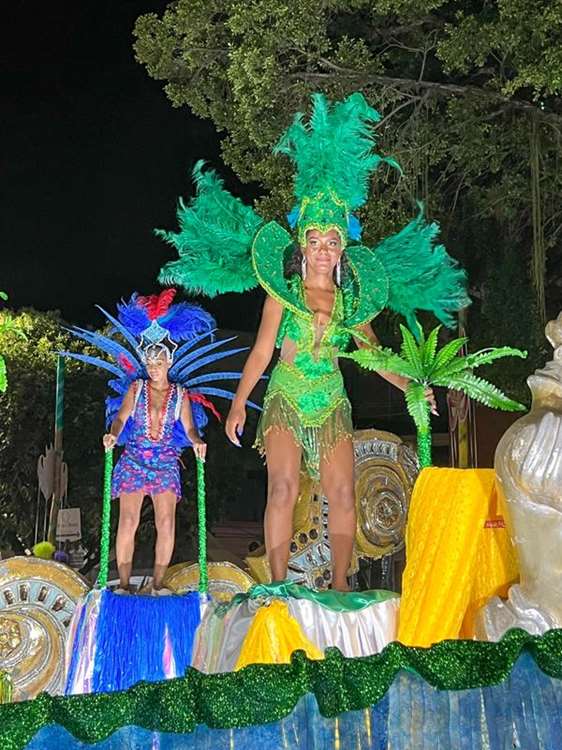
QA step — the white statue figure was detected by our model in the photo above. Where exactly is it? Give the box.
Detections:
[476,312,562,639]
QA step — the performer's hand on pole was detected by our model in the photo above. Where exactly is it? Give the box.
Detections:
[189,433,207,462]
[102,433,117,451]
[225,403,246,447]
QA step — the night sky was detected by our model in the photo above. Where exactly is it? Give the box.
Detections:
[2,1,263,330]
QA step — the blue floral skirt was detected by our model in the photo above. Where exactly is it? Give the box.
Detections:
[111,441,182,500]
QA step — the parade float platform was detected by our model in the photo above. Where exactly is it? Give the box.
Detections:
[1,628,562,749]
[2,464,561,749]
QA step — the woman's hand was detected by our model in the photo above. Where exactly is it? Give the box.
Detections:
[425,387,439,416]
[189,434,207,461]
[102,433,117,450]
[225,403,246,447]
[401,379,439,417]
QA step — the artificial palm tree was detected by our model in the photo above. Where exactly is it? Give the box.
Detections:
[342,324,527,467]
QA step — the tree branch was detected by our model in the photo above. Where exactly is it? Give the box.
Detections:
[293,62,562,123]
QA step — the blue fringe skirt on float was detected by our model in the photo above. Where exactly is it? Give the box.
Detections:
[65,589,202,695]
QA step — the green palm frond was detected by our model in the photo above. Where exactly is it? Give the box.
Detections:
[464,346,528,370]
[399,324,424,379]
[433,372,526,411]
[421,325,441,371]
[340,348,418,380]
[404,381,431,432]
[428,335,468,376]
[432,345,527,380]
[346,320,527,468]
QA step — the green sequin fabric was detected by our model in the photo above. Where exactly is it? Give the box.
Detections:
[254,386,353,480]
[2,629,562,750]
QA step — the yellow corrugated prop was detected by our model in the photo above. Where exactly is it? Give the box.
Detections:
[398,467,519,647]
[235,600,323,670]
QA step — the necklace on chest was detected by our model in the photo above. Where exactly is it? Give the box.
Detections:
[144,382,174,441]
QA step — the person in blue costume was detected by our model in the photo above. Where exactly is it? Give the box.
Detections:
[62,288,257,593]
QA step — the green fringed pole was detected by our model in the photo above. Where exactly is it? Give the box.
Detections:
[417,429,432,469]
[47,356,65,545]
[97,449,113,588]
[196,457,208,593]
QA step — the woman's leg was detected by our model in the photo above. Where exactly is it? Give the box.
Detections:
[152,490,177,589]
[115,492,145,590]
[263,430,302,581]
[320,437,356,591]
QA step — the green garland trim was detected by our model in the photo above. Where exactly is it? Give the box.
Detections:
[2,629,562,750]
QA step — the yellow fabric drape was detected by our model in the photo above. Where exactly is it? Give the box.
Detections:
[235,600,324,670]
[398,468,519,647]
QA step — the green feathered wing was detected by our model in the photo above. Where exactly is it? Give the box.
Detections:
[156,161,264,297]
[373,206,470,334]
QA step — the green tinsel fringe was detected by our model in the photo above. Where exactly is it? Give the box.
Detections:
[97,449,113,589]
[1,629,562,750]
[196,457,208,593]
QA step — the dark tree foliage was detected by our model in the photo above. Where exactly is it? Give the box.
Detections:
[134,0,562,396]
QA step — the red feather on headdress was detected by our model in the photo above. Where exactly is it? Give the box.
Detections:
[137,289,177,320]
[118,353,136,374]
[188,392,222,422]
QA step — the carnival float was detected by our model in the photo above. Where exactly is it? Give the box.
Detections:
[1,94,562,750]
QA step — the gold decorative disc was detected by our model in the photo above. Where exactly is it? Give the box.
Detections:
[0,557,90,700]
[163,561,255,603]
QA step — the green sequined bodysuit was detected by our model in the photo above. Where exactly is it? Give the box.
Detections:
[254,275,354,479]
[251,220,390,480]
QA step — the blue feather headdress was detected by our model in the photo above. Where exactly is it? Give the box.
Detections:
[60,289,261,446]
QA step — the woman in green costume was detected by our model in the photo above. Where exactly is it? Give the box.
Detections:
[225,225,438,590]
[156,93,469,590]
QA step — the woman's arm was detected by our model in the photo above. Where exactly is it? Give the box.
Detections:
[354,323,409,391]
[225,295,284,446]
[354,323,438,414]
[180,396,207,460]
[102,382,137,449]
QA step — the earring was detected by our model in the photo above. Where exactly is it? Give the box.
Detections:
[336,259,341,286]
[301,256,307,280]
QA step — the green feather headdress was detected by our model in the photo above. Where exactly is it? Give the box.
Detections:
[155,92,468,334]
[275,92,401,246]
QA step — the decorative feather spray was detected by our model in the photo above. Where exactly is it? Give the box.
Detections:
[156,92,469,334]
[157,162,264,297]
[373,207,470,335]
